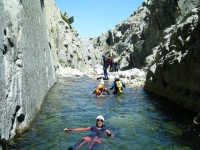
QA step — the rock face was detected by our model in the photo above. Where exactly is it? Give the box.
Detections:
[144,6,200,113]
[0,0,56,146]
[92,0,199,70]
[1,0,200,148]
[0,0,103,147]
[91,0,200,113]
[44,0,102,73]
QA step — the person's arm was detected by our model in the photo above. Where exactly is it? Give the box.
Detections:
[64,127,91,132]
[92,90,96,94]
[122,81,126,88]
[105,129,115,137]
[109,82,114,90]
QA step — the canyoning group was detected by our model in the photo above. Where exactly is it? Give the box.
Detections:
[64,54,126,150]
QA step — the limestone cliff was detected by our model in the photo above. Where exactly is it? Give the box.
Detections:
[92,0,199,70]
[0,0,103,148]
[144,5,200,113]
[0,0,56,147]
[91,0,200,113]
[1,0,200,148]
[44,0,101,72]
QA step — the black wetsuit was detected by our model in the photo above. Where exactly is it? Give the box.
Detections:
[70,126,109,150]
[89,126,108,138]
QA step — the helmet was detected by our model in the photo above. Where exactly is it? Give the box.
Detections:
[100,80,104,84]
[96,115,104,121]
[115,75,119,79]
[102,54,105,57]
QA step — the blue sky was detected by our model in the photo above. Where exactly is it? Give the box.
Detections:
[55,0,144,39]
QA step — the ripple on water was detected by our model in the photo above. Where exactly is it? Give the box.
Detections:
[10,77,200,150]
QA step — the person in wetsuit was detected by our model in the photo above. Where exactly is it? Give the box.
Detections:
[109,75,125,95]
[102,54,106,66]
[92,80,110,96]
[64,115,114,150]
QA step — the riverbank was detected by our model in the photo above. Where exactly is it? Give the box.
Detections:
[56,65,146,88]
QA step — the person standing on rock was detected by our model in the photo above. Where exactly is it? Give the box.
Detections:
[109,75,125,95]
[105,55,113,71]
[102,54,109,79]
[102,54,106,66]
[64,115,114,150]
[103,64,109,80]
[113,61,120,72]
[93,80,110,96]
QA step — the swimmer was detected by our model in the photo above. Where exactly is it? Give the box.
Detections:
[64,115,114,150]
[109,75,125,95]
[93,80,110,96]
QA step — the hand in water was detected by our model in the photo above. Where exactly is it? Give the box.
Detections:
[106,129,114,137]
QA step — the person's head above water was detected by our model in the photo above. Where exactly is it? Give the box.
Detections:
[96,115,104,128]
[115,75,119,80]
[100,79,104,84]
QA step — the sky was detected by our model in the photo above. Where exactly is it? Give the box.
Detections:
[54,0,144,39]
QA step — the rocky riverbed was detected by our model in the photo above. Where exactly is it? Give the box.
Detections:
[56,65,146,88]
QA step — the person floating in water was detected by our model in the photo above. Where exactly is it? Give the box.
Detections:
[93,80,110,96]
[64,115,114,150]
[110,75,126,95]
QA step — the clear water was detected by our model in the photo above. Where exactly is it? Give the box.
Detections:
[10,77,200,150]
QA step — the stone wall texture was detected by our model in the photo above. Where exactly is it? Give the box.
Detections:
[0,0,56,147]
[44,0,102,73]
[144,5,200,113]
[91,0,200,113]
[1,0,200,148]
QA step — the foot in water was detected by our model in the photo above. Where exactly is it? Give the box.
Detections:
[68,146,73,150]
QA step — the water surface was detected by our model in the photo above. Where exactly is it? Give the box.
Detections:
[11,77,200,150]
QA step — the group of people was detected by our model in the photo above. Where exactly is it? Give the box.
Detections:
[65,76,124,149]
[102,54,120,80]
[93,74,125,97]
[64,54,124,150]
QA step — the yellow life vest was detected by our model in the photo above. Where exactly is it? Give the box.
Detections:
[116,81,123,94]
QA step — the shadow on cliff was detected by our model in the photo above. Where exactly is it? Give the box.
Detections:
[40,0,44,11]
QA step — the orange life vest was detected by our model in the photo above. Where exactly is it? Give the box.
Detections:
[95,83,104,95]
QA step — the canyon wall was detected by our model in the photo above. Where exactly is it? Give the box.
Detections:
[44,0,102,73]
[0,0,56,148]
[0,0,103,148]
[144,5,200,113]
[92,0,200,113]
[1,0,200,148]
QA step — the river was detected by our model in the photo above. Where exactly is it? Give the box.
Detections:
[10,77,200,150]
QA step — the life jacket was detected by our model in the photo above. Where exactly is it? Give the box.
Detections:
[115,81,123,94]
[106,57,112,65]
[95,83,104,95]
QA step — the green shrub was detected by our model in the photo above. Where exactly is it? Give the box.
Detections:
[61,13,69,24]
[58,59,64,64]
[78,56,82,61]
[60,13,72,29]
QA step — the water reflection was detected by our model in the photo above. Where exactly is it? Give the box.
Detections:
[10,77,200,150]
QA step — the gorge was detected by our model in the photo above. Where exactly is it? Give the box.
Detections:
[0,0,200,149]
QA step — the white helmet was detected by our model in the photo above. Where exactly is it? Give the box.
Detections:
[96,115,104,121]
[100,79,104,84]
[115,75,119,79]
